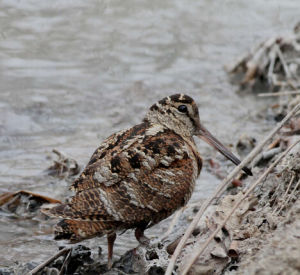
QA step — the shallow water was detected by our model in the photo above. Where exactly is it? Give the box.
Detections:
[0,0,299,267]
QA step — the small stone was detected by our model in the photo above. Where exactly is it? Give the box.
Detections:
[210,246,228,258]
[145,249,159,260]
[147,265,165,275]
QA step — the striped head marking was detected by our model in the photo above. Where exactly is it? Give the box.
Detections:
[146,94,201,137]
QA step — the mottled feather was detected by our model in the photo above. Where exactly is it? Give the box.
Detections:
[44,123,202,230]
[42,94,223,267]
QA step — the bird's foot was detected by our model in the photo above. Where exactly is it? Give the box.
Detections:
[138,235,150,246]
[135,227,150,246]
[107,258,113,270]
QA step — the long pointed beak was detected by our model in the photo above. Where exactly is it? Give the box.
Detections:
[197,125,252,176]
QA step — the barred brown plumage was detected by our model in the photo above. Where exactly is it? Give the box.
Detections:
[42,94,251,268]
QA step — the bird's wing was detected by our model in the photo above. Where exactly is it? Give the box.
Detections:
[50,123,201,224]
[70,122,148,192]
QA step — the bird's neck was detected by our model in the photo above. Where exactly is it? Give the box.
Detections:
[145,116,193,139]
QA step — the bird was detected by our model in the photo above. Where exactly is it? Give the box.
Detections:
[42,94,251,268]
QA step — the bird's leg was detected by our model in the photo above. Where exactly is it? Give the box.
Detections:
[107,232,116,269]
[135,226,150,246]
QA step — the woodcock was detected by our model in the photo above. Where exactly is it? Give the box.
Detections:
[42,94,251,268]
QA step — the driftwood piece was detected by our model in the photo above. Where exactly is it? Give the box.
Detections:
[0,190,61,216]
[0,190,61,206]
[46,149,80,178]
[227,23,300,92]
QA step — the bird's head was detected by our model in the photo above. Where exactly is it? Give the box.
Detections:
[146,94,201,137]
[146,94,252,176]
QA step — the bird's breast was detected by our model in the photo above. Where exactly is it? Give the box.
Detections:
[179,137,202,204]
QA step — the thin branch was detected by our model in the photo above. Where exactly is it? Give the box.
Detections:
[258,90,300,97]
[267,47,277,85]
[165,102,300,275]
[275,45,292,79]
[278,177,300,214]
[269,176,286,212]
[58,249,72,275]
[273,172,295,214]
[181,139,300,274]
[26,247,71,275]
[162,209,184,241]
[162,202,199,240]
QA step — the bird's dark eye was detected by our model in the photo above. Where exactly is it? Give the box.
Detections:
[178,105,188,113]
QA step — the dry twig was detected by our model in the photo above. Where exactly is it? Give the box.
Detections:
[278,178,300,214]
[58,249,72,275]
[162,209,184,240]
[26,247,71,275]
[162,202,199,240]
[275,44,292,79]
[273,172,295,214]
[258,90,300,97]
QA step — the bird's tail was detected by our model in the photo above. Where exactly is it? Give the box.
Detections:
[42,204,116,242]
[54,219,105,242]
